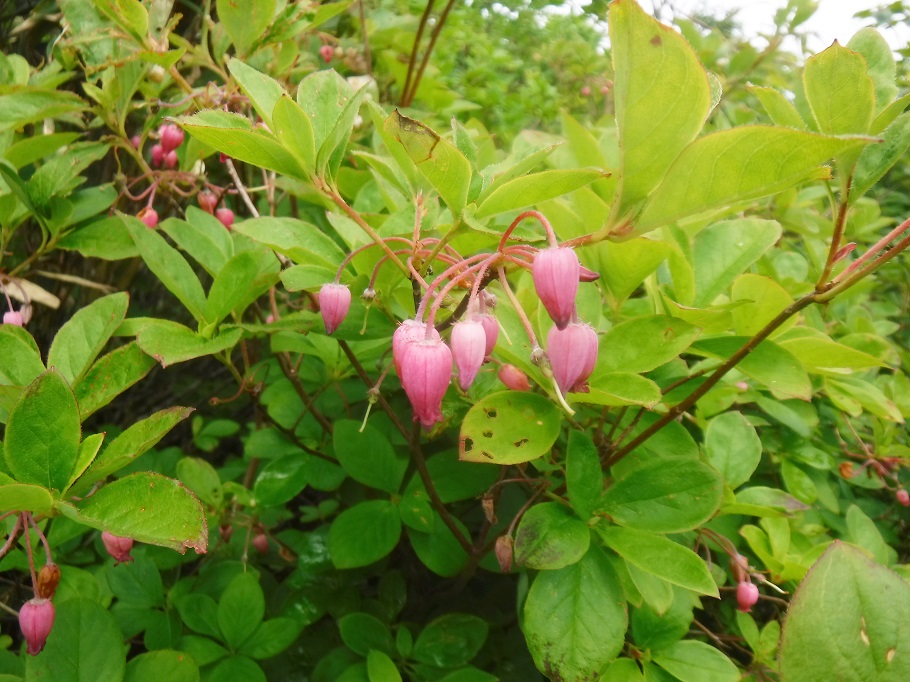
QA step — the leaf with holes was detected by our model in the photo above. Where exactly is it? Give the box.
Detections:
[459,391,562,465]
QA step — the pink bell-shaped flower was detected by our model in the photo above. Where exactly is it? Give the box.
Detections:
[736,581,759,613]
[498,364,531,391]
[318,283,352,335]
[476,313,499,357]
[451,320,486,391]
[547,322,598,394]
[151,143,164,167]
[399,337,453,428]
[19,598,55,655]
[3,310,23,326]
[102,531,134,564]
[159,124,185,153]
[533,247,580,330]
[393,319,440,377]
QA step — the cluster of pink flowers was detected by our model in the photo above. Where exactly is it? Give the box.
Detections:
[317,210,598,428]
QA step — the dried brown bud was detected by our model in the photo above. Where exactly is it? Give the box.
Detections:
[495,535,513,573]
[839,461,855,479]
[36,563,60,600]
[482,494,497,524]
[729,553,749,584]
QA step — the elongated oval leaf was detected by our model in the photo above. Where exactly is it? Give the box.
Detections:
[595,315,700,375]
[216,0,275,55]
[0,324,45,387]
[135,320,243,367]
[459,391,561,465]
[0,483,55,514]
[333,420,408,494]
[804,42,875,135]
[73,341,157,419]
[272,95,316,172]
[514,502,591,570]
[228,58,286,128]
[328,499,401,568]
[232,216,345,267]
[48,292,129,384]
[474,169,607,218]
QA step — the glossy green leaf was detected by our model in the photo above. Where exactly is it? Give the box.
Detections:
[610,0,711,216]
[0,483,55,514]
[4,369,80,491]
[161,208,234,277]
[228,58,285,128]
[135,320,243,367]
[328,499,401,568]
[779,331,884,374]
[334,420,408,494]
[474,169,606,218]
[209,656,265,682]
[748,86,806,129]
[0,324,45,387]
[239,618,302,660]
[459,391,562,465]
[216,0,274,55]
[407,515,470,577]
[731,273,797,337]
[693,219,782,306]
[652,640,739,682]
[24,598,125,682]
[367,650,401,682]
[339,612,394,656]
[218,572,264,649]
[67,432,104,489]
[804,42,875,136]
[523,546,627,680]
[272,95,316,173]
[566,430,602,520]
[576,373,663,409]
[48,292,129,384]
[780,542,910,682]
[598,458,723,533]
[232,216,345,267]
[297,70,354,152]
[848,28,898,115]
[599,526,718,597]
[58,472,207,554]
[603,658,646,682]
[852,112,910,200]
[176,457,223,508]
[75,406,193,494]
[253,455,307,507]
[384,110,472,215]
[316,85,368,176]
[412,614,488,668]
[514,502,590,570]
[73,341,157,418]
[205,249,280,325]
[124,650,199,682]
[125,216,207,320]
[0,90,86,133]
[704,412,762,489]
[636,128,870,232]
[58,215,140,260]
[596,315,700,374]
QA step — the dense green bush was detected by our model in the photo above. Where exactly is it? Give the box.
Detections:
[2,1,910,680]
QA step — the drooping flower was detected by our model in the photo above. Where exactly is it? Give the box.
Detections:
[3,310,23,326]
[533,247,580,330]
[138,207,158,229]
[392,319,440,376]
[547,322,598,394]
[399,337,452,428]
[19,599,55,655]
[159,124,185,153]
[736,581,760,613]
[198,191,218,214]
[151,144,164,167]
[498,364,531,392]
[215,207,235,230]
[318,283,352,335]
[476,313,499,357]
[102,531,134,564]
[451,320,486,391]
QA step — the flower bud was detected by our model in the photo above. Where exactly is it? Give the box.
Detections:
[399,337,453,428]
[3,310,24,326]
[198,191,217,214]
[730,553,749,584]
[580,85,591,97]
[392,319,440,377]
[215,207,234,230]
[578,264,600,282]
[130,135,141,149]
[451,320,486,391]
[19,598,55,655]
[533,247,580,330]
[102,531,134,564]
[319,45,334,63]
[151,144,164,167]
[547,322,598,394]
[498,364,531,391]
[159,124,185,153]
[164,150,178,169]
[898,489,910,507]
[495,535,513,573]
[36,563,61,600]
[476,313,499,357]
[736,580,759,613]
[138,207,158,229]
[252,532,269,554]
[318,283,352,335]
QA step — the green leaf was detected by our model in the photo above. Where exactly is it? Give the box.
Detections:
[514,502,591,570]
[228,58,286,128]
[748,86,806,129]
[474,169,606,218]
[125,216,207,320]
[4,369,80,490]
[412,614,488,668]
[0,483,55,514]
[407,515,470,577]
[48,292,129,384]
[603,658,646,681]
[253,455,307,507]
[459,391,561,465]
[333,420,408,494]
[328,500,401,568]
[272,95,316,173]
[205,249,280,325]
[92,0,148,40]
[693,219,782,306]
[704,412,762,489]
[691,337,811,401]
[176,457,223,508]
[58,472,207,554]
[124,650,199,682]
[610,0,711,216]
[76,407,193,493]
[176,111,305,178]
[523,546,627,680]
[0,90,86,133]
[239,618,302,660]
[852,112,910,200]
[0,324,45,387]
[598,458,723,533]
[160,208,234,277]
[848,28,898,115]
[652,640,739,682]
[232,216,345,267]
[595,315,700,374]
[780,542,910,682]
[566,430,602,520]
[218,572,264,649]
[73,341,157,418]
[316,86,368,177]
[216,0,275,55]
[731,273,797,337]
[24,598,125,682]
[384,110,472,215]
[779,331,884,374]
[367,650,401,682]
[598,526,718,597]
[209,656,265,682]
[68,432,104,489]
[135,320,243,367]
[296,70,354,152]
[339,613,394,656]
[58,216,140,260]
[804,42,875,136]
[636,128,870,232]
